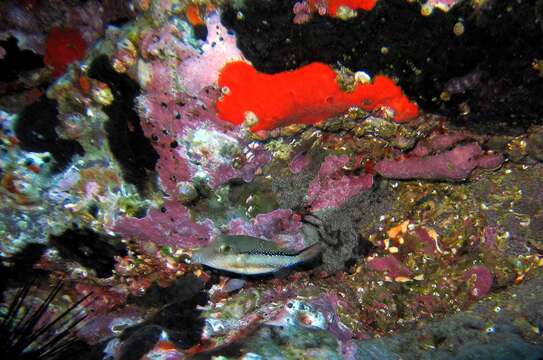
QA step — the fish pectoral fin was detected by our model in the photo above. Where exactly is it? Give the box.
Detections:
[296,242,322,261]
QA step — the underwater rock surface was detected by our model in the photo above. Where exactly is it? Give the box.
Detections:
[0,0,543,359]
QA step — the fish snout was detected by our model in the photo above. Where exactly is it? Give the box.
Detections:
[191,249,206,265]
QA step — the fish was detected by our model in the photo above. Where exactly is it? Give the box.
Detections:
[191,235,322,276]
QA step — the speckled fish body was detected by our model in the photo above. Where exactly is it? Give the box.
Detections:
[192,235,321,275]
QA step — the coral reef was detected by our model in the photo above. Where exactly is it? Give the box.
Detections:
[0,0,542,359]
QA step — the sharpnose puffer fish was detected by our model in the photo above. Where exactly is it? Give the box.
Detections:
[192,235,322,275]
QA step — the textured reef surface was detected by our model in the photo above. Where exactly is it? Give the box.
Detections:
[1,0,543,359]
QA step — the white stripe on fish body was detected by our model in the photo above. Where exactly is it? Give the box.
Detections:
[225,265,280,275]
[212,253,300,274]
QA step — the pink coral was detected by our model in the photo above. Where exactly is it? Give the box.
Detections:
[237,143,273,184]
[413,227,442,255]
[414,295,444,314]
[114,200,216,252]
[293,1,313,24]
[367,255,412,278]
[137,15,270,193]
[376,143,502,181]
[482,226,498,249]
[177,13,245,96]
[410,131,470,157]
[227,209,306,250]
[289,150,311,174]
[307,155,373,211]
[477,152,504,169]
[139,24,192,61]
[463,265,493,299]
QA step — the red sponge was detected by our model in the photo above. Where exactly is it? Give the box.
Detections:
[44,27,86,77]
[217,61,418,132]
[324,0,378,14]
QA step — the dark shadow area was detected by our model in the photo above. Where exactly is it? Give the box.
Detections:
[0,37,44,83]
[119,274,207,359]
[0,280,93,360]
[49,228,127,278]
[14,96,84,171]
[88,55,159,193]
[193,24,208,41]
[0,243,48,300]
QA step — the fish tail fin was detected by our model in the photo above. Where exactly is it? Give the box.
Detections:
[295,242,322,263]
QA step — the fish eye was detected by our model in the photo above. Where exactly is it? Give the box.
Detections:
[219,244,231,253]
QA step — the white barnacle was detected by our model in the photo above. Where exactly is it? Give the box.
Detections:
[243,111,259,127]
[355,71,371,84]
[336,6,357,20]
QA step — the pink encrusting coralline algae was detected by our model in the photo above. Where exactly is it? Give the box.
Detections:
[463,265,494,299]
[289,150,312,174]
[376,143,504,181]
[177,13,245,96]
[136,14,271,193]
[409,130,471,157]
[307,155,373,211]
[114,200,216,253]
[367,255,413,278]
[227,209,307,250]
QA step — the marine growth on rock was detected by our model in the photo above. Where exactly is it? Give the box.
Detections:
[1,0,543,359]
